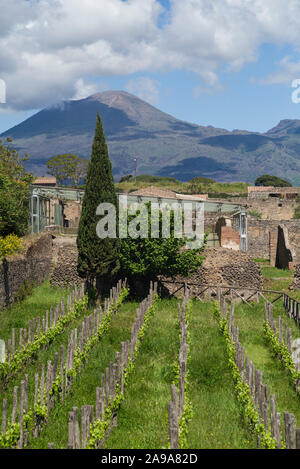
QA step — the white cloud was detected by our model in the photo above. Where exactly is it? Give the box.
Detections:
[72,79,103,100]
[262,56,300,85]
[125,77,161,106]
[1,0,300,110]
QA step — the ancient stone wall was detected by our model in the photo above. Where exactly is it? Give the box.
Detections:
[247,218,277,260]
[228,197,297,220]
[50,241,83,289]
[290,264,300,291]
[0,233,53,308]
[160,247,263,301]
[63,201,81,228]
[283,223,300,265]
[248,186,300,199]
[247,219,300,267]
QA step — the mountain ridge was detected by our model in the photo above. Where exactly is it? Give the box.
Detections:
[2,90,300,184]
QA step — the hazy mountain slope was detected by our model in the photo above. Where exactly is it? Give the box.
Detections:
[2,91,300,184]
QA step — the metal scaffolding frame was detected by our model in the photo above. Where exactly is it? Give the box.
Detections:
[30,185,84,234]
[30,193,51,234]
[29,186,248,249]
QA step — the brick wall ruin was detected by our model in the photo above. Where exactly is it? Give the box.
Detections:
[215,217,240,251]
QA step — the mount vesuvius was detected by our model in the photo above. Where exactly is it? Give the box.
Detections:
[2,90,300,184]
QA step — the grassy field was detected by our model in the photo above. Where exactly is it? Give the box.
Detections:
[254,260,297,300]
[26,300,140,449]
[187,300,258,449]
[234,299,300,429]
[115,176,249,198]
[0,279,71,341]
[106,299,179,449]
[106,287,300,449]
[106,299,258,450]
[1,263,300,449]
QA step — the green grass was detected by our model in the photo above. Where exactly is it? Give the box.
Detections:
[0,278,71,341]
[254,259,270,264]
[259,264,300,303]
[106,299,258,449]
[105,299,179,449]
[261,266,292,280]
[187,300,257,449]
[259,265,294,301]
[235,264,300,432]
[3,263,300,449]
[26,300,139,449]
[0,299,90,398]
[0,287,128,426]
[26,295,300,449]
[234,299,300,431]
[115,178,249,197]
[105,296,300,449]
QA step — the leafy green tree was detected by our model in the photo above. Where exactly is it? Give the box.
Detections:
[254,175,292,187]
[77,113,120,299]
[46,154,88,186]
[119,174,133,183]
[119,203,206,291]
[75,157,89,186]
[0,138,33,237]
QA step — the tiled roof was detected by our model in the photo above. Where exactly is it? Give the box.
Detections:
[33,177,57,185]
[129,186,208,201]
[176,193,208,200]
[129,186,177,198]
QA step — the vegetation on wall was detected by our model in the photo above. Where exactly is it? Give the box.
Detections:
[293,193,300,219]
[247,210,262,219]
[293,206,300,219]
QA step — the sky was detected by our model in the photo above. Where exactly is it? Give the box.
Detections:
[1,0,300,134]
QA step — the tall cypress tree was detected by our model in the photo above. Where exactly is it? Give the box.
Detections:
[77,113,119,297]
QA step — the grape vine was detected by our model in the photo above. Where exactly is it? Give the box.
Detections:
[214,302,279,449]
[86,293,158,449]
[0,294,89,387]
[0,286,129,449]
[263,320,300,395]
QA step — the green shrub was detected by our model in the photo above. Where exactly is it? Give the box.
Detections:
[248,210,262,219]
[15,279,34,303]
[293,205,300,219]
[0,234,23,258]
[254,174,292,187]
